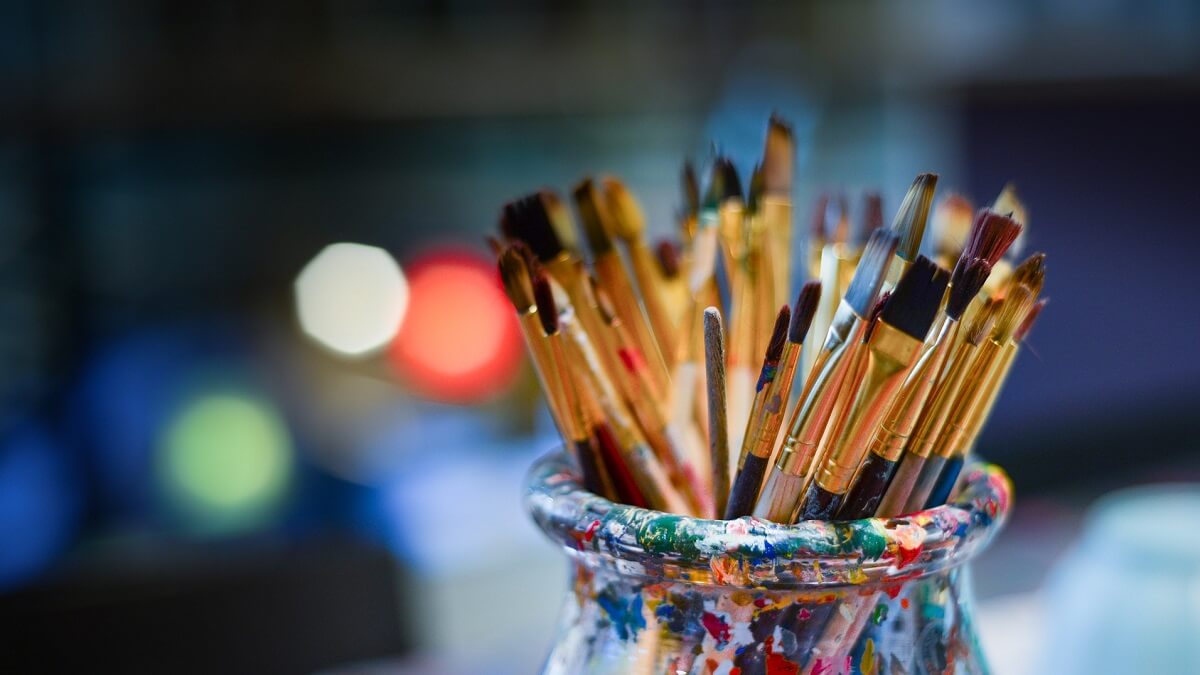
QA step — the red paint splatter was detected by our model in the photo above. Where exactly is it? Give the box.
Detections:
[701,611,731,643]
[810,658,834,675]
[901,597,911,609]
[895,540,923,568]
[730,669,742,675]
[764,635,799,675]
[617,348,646,373]
[796,607,812,620]
[754,597,770,608]
[706,658,720,673]
[882,583,903,599]
[583,519,600,542]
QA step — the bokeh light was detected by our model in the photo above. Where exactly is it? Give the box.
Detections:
[158,391,293,534]
[295,242,409,357]
[389,249,522,403]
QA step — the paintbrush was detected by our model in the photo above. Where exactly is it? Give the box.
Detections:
[654,240,689,333]
[502,191,629,389]
[603,177,679,368]
[762,115,795,322]
[752,230,897,523]
[725,304,790,519]
[535,270,693,515]
[573,178,672,398]
[794,256,947,521]
[726,283,821,519]
[923,278,1043,510]
[884,173,938,287]
[873,209,1022,515]
[931,193,976,269]
[587,276,708,514]
[529,270,614,498]
[896,301,999,514]
[704,308,730,519]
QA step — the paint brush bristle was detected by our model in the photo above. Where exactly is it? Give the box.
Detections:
[933,193,976,260]
[499,246,534,311]
[964,209,1023,267]
[601,177,645,242]
[890,173,939,262]
[947,258,992,321]
[1015,299,1047,342]
[573,178,617,256]
[810,193,830,241]
[682,161,700,219]
[532,271,559,336]
[502,191,572,263]
[763,114,794,196]
[992,183,1028,260]
[1009,253,1046,297]
[788,281,821,344]
[844,230,900,316]
[880,255,950,340]
[655,240,681,279]
[966,300,999,346]
[993,284,1036,342]
[765,305,791,363]
[863,291,892,341]
[718,157,743,203]
[747,164,765,214]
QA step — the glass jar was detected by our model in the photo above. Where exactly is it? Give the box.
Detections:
[526,450,1011,674]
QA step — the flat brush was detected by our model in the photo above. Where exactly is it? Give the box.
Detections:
[752,230,897,523]
[603,177,679,368]
[573,178,672,397]
[704,308,730,519]
[537,272,692,515]
[874,209,1021,514]
[885,173,938,286]
[724,304,790,519]
[834,258,952,520]
[798,256,947,521]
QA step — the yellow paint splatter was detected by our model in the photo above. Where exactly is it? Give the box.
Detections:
[860,638,878,675]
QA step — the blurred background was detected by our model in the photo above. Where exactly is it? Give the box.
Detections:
[0,1,1198,673]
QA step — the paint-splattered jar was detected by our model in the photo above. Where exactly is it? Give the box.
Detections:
[526,451,1011,674]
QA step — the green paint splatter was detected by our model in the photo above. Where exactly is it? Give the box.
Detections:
[871,602,889,626]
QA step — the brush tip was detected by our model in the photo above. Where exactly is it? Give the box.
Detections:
[964,209,1023,267]
[747,164,765,214]
[498,245,533,310]
[890,173,938,262]
[880,255,949,340]
[1009,252,1047,295]
[843,230,899,316]
[532,272,558,336]
[765,305,791,362]
[947,257,992,320]
[1015,299,1047,341]
[788,281,821,343]
[602,177,644,241]
[682,162,700,217]
[501,191,570,262]
[655,239,681,279]
[966,300,998,345]
[860,191,884,242]
[572,178,616,256]
[763,114,795,195]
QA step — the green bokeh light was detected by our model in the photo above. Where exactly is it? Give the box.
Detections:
[159,393,293,532]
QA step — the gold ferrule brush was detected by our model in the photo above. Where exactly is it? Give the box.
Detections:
[603,178,678,368]
[573,179,672,398]
[724,305,792,518]
[884,172,937,288]
[806,257,947,520]
[498,247,569,427]
[750,233,897,524]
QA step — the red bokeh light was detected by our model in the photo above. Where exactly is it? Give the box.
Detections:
[390,249,523,403]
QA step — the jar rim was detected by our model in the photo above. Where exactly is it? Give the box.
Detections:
[526,450,1012,588]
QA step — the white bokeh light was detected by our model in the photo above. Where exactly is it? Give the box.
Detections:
[295,242,409,357]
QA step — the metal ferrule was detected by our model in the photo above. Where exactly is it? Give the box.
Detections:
[812,321,924,496]
[776,301,866,475]
[932,338,1006,459]
[739,342,803,466]
[907,339,980,460]
[867,318,959,462]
